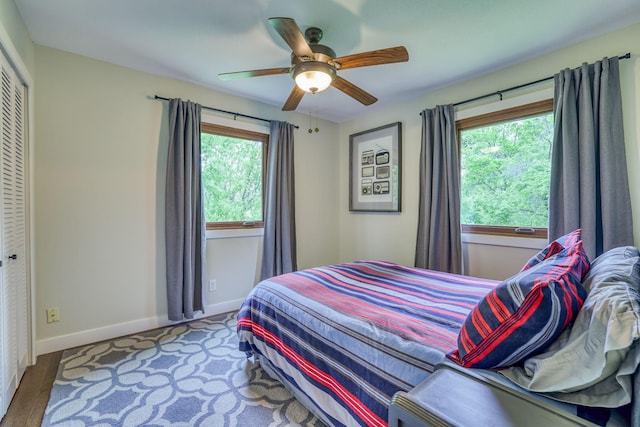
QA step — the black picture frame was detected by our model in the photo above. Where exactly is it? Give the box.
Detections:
[349,122,402,212]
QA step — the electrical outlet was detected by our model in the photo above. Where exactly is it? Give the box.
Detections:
[46,307,60,324]
[209,279,217,291]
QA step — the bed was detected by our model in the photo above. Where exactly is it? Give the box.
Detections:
[237,235,640,427]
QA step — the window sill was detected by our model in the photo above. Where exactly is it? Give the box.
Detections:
[206,228,263,240]
[462,233,547,250]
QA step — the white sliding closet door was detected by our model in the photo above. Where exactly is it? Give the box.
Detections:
[0,48,28,419]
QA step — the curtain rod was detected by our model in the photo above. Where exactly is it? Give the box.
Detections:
[153,95,299,129]
[451,52,631,108]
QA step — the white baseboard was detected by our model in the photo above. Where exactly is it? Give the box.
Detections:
[35,298,245,356]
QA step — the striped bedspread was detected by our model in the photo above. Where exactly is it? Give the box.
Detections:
[237,261,498,427]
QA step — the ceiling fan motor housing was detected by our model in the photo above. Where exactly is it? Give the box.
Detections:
[291,43,336,65]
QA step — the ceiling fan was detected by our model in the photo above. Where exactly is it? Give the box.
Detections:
[219,17,409,111]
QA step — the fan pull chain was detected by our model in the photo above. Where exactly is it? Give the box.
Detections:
[308,95,320,133]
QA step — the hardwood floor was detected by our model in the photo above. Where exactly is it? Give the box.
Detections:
[0,351,63,427]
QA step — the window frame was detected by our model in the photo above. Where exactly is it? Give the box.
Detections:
[201,122,268,231]
[456,98,554,239]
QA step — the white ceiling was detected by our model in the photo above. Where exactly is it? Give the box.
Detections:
[13,0,640,123]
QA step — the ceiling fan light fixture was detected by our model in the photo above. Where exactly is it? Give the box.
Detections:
[293,62,336,94]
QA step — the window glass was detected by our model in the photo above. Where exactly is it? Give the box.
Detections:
[457,100,553,237]
[200,123,267,229]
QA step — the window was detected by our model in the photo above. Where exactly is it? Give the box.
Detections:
[457,99,554,238]
[200,122,268,230]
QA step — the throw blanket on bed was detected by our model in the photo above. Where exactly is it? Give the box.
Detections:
[237,261,498,427]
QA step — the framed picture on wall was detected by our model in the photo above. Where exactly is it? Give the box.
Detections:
[349,122,402,212]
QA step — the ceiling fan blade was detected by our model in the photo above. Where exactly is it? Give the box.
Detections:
[332,76,377,106]
[218,67,291,80]
[269,17,315,59]
[282,86,305,111]
[334,46,409,70]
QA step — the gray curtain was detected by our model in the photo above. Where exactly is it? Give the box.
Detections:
[260,121,297,281]
[549,57,633,259]
[415,105,462,273]
[165,98,205,321]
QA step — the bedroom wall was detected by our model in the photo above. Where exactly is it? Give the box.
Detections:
[7,8,640,354]
[32,46,340,354]
[0,0,35,75]
[338,23,640,280]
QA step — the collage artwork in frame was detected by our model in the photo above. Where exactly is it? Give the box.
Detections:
[349,122,402,212]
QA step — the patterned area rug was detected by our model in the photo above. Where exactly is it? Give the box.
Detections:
[42,311,325,426]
